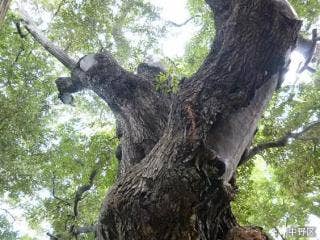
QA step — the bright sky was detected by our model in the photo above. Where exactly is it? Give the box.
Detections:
[3,0,320,239]
[150,0,199,58]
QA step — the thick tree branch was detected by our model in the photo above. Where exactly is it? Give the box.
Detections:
[197,0,231,70]
[242,120,320,163]
[176,0,301,180]
[16,8,77,70]
[0,0,11,24]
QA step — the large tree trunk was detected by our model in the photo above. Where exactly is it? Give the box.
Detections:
[91,1,300,238]
[22,0,301,239]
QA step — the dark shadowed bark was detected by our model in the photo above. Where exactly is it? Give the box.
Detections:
[19,0,302,239]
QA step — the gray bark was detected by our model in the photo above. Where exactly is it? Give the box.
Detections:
[19,0,302,239]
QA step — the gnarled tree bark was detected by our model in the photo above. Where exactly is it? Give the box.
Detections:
[19,0,302,239]
[92,1,300,239]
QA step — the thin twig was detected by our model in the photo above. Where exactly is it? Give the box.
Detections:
[14,47,24,63]
[14,21,28,38]
[47,232,59,240]
[165,15,199,27]
[52,0,65,20]
[274,227,286,240]
[241,120,320,164]
[73,167,98,218]
[0,208,16,222]
[52,175,71,206]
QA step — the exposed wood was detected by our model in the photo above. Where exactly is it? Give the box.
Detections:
[206,76,278,181]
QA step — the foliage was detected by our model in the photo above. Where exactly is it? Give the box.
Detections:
[233,77,320,231]
[1,0,164,237]
[155,61,184,94]
[33,0,165,67]
[0,13,55,196]
[290,0,320,30]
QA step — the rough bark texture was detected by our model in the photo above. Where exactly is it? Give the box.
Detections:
[53,0,301,239]
[0,0,11,24]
